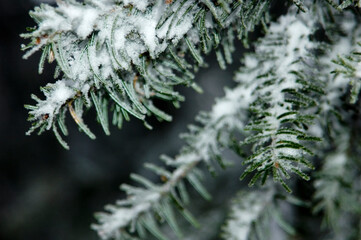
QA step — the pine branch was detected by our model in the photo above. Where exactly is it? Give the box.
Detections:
[20,0,361,239]
[91,76,254,239]
[235,7,326,192]
[313,131,360,230]
[221,188,276,240]
[22,0,270,148]
[91,4,361,239]
[312,108,361,238]
[309,8,357,117]
[310,12,361,238]
[221,186,303,240]
[332,36,361,103]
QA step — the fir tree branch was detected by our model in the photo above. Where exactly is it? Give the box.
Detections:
[91,76,255,239]
[91,4,360,239]
[22,0,270,148]
[20,1,361,239]
[312,108,361,238]
[236,7,325,192]
[221,188,276,240]
[313,131,360,229]
[331,29,361,103]
[310,12,361,238]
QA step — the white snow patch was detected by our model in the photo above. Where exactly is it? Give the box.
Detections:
[29,80,75,131]
[136,16,158,54]
[76,8,99,39]
[52,81,74,103]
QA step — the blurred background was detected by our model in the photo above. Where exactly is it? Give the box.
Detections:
[0,1,244,239]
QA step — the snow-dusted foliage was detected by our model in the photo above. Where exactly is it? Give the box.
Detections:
[22,0,361,240]
[89,4,361,239]
[313,125,361,239]
[22,0,270,148]
[235,10,324,192]
[221,189,275,240]
[332,30,361,103]
[310,16,361,236]
[91,70,254,239]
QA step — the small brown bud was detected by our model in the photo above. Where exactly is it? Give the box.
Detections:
[42,114,49,120]
[274,162,280,168]
[160,175,168,182]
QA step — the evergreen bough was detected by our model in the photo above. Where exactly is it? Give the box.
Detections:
[22,0,361,239]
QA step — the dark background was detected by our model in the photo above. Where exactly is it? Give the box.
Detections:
[0,1,241,239]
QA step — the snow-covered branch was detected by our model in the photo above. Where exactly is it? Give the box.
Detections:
[22,0,270,148]
[221,189,275,240]
[234,8,325,192]
[91,73,256,239]
[20,0,361,239]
